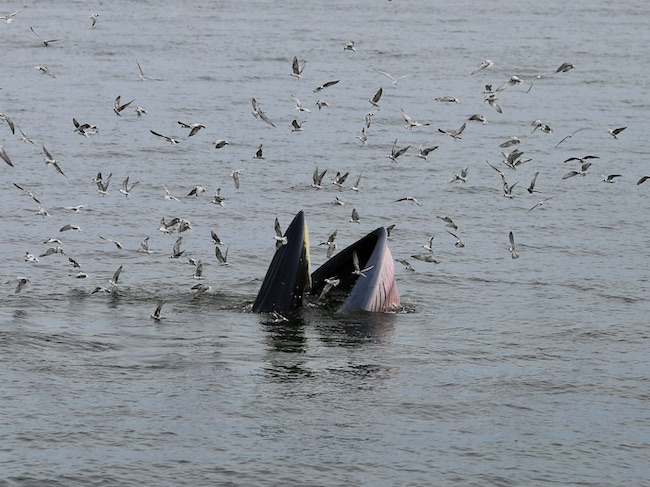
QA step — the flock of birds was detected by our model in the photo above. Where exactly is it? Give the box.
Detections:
[0,6,645,321]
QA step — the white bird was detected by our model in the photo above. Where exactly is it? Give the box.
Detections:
[7,277,29,293]
[177,121,206,137]
[138,236,152,254]
[471,59,494,75]
[215,244,230,266]
[343,41,356,52]
[332,171,349,188]
[119,176,139,197]
[495,75,522,92]
[135,106,147,118]
[352,250,374,277]
[387,138,410,162]
[446,230,465,248]
[318,277,341,301]
[349,173,363,192]
[114,95,135,116]
[192,283,211,299]
[401,108,430,129]
[163,184,183,202]
[415,145,439,161]
[251,98,276,127]
[448,167,469,183]
[438,122,466,140]
[109,265,123,289]
[435,96,459,103]
[150,300,165,320]
[42,146,66,177]
[437,215,458,230]
[602,174,622,183]
[34,65,56,78]
[291,95,310,112]
[375,69,409,85]
[356,127,367,145]
[136,59,162,81]
[89,13,99,27]
[170,237,184,258]
[468,114,488,124]
[484,93,502,113]
[1,8,21,23]
[350,208,360,223]
[214,138,229,149]
[315,100,329,110]
[60,224,82,232]
[274,218,288,249]
[99,235,123,250]
[187,185,207,197]
[25,252,39,263]
[368,87,383,108]
[30,26,67,46]
[313,80,340,93]
[312,166,328,188]
[395,259,415,273]
[291,119,305,132]
[526,197,553,214]
[608,127,627,139]
[395,196,422,206]
[320,230,338,258]
[508,231,519,259]
[211,188,225,206]
[150,130,180,144]
[191,261,204,280]
[231,170,242,189]
[499,136,521,148]
[290,56,306,78]
[253,144,264,159]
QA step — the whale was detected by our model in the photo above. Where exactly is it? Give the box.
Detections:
[253,211,399,314]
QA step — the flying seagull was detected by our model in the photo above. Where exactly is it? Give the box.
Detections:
[177,121,206,137]
[113,95,135,116]
[313,79,340,93]
[251,98,276,127]
[290,56,306,78]
[30,26,67,46]
[375,69,409,85]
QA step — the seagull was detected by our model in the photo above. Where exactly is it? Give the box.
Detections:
[113,95,135,116]
[135,106,147,118]
[508,231,519,259]
[350,208,360,224]
[563,155,599,164]
[401,109,430,129]
[395,196,422,206]
[215,244,230,266]
[136,59,162,81]
[526,197,553,214]
[467,114,488,124]
[422,235,435,251]
[313,79,340,93]
[251,98,276,127]
[1,8,21,23]
[95,174,111,195]
[41,146,68,178]
[435,96,460,103]
[387,138,410,162]
[291,95,310,113]
[231,169,242,189]
[25,252,39,263]
[437,215,458,230]
[109,265,123,289]
[30,26,67,46]
[449,167,469,183]
[19,127,37,145]
[446,230,465,248]
[137,236,152,254]
[349,173,363,192]
[495,75,522,92]
[211,188,225,206]
[562,162,592,180]
[60,224,82,232]
[386,224,395,240]
[311,166,328,188]
[34,64,56,78]
[356,127,367,145]
[471,59,494,75]
[527,171,541,193]
[395,259,415,273]
[318,277,341,301]
[502,149,530,170]
[320,230,338,258]
[89,13,99,27]
[602,174,622,183]
[40,246,65,258]
[274,218,288,248]
[191,261,204,280]
[332,171,349,188]
[499,136,521,148]
[375,69,409,85]
[352,250,374,277]
[343,41,356,52]
[170,237,184,258]
[290,56,306,78]
[7,277,29,293]
[163,184,183,202]
[416,145,439,161]
[99,235,123,250]
[68,257,81,268]
[502,179,518,198]
[12,182,39,203]
[411,253,440,264]
[177,121,206,137]
[0,145,14,167]
[72,118,98,137]
[150,300,165,320]
[333,196,346,206]
[531,119,553,134]
[192,283,211,299]
[555,127,587,148]
[209,230,223,247]
[364,112,374,128]
[484,93,502,113]
[438,122,466,140]
[252,144,264,159]
[0,113,15,134]
[368,87,383,108]
[119,176,139,197]
[187,185,207,197]
[608,127,627,139]
[315,100,329,110]
[637,176,650,186]
[150,130,181,144]
[291,119,305,132]
[214,139,229,149]
[75,272,88,279]
[555,62,574,73]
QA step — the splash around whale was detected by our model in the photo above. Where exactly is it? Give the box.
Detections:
[252,211,400,315]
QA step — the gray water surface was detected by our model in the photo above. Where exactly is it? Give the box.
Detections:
[1,1,649,485]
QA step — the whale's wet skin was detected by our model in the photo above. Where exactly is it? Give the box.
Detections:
[1,0,649,485]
